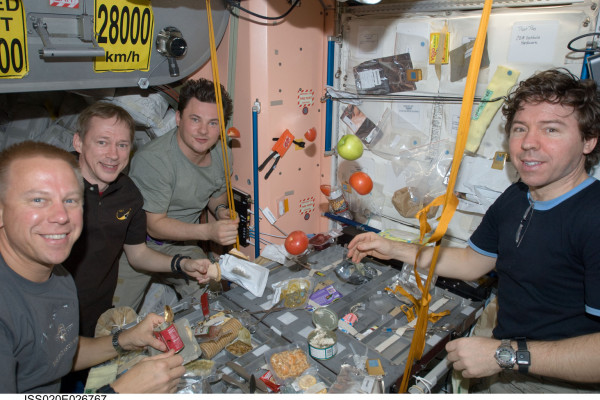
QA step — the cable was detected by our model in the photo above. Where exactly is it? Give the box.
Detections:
[250,230,287,239]
[324,91,504,104]
[206,0,239,250]
[567,32,600,52]
[225,0,300,21]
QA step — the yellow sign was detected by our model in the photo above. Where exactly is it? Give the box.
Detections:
[0,0,29,79]
[94,0,154,72]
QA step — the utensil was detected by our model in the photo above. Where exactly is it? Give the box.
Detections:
[221,373,250,393]
[225,361,269,393]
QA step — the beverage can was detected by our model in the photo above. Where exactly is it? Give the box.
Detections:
[153,321,184,353]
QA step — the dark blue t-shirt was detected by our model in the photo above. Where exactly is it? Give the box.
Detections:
[469,178,600,340]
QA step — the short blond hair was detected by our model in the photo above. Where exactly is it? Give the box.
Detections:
[0,141,83,200]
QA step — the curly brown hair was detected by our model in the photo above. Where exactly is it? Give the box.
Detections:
[178,78,233,125]
[502,68,600,172]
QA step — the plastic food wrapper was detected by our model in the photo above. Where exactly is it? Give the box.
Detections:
[260,243,288,264]
[271,277,314,308]
[328,364,369,394]
[225,327,254,357]
[199,317,243,359]
[281,367,328,394]
[334,259,378,285]
[396,264,437,300]
[265,342,314,385]
[94,306,139,337]
[353,53,417,95]
[219,254,269,297]
[306,285,342,311]
[185,359,216,377]
[308,233,334,251]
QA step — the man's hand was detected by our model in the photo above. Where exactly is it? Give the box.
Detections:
[208,217,239,246]
[119,313,168,353]
[446,337,504,378]
[111,350,185,393]
[216,206,231,221]
[180,258,216,283]
[347,232,395,263]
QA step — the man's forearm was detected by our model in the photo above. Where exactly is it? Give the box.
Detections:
[527,333,600,382]
[146,212,212,242]
[125,244,176,273]
[399,242,496,282]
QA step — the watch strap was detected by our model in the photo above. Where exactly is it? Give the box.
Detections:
[97,384,117,394]
[515,337,530,374]
[112,329,126,355]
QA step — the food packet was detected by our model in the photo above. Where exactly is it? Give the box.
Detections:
[291,367,328,394]
[271,277,314,308]
[219,254,269,297]
[265,343,314,385]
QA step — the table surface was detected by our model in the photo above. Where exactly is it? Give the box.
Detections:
[86,244,483,394]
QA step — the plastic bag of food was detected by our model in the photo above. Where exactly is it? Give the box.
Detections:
[264,342,314,385]
[271,277,314,309]
[291,367,328,394]
[219,254,270,297]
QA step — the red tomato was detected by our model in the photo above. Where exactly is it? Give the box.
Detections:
[349,171,373,195]
[227,127,241,138]
[285,230,309,255]
[304,127,317,142]
[320,184,331,197]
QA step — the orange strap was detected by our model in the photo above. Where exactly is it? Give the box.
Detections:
[206,0,239,250]
[398,0,494,393]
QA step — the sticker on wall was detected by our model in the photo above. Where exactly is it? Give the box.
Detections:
[297,89,314,108]
[50,0,80,7]
[0,0,29,79]
[94,0,154,73]
[298,196,316,215]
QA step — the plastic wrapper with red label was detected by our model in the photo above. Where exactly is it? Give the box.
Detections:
[308,233,333,251]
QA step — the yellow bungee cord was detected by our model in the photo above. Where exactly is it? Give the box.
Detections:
[399,0,494,392]
[206,0,239,250]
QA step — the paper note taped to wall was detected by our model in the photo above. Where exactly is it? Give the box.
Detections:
[507,20,558,64]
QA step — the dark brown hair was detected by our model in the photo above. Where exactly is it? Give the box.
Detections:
[178,78,233,124]
[502,68,600,172]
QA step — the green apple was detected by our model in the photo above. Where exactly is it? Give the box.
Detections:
[337,134,364,160]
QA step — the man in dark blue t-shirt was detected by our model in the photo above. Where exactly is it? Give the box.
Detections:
[347,69,600,392]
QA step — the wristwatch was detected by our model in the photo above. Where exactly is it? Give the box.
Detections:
[97,384,117,394]
[515,337,531,374]
[112,329,126,355]
[494,339,516,369]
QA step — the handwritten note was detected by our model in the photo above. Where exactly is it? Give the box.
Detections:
[357,26,383,58]
[508,20,559,64]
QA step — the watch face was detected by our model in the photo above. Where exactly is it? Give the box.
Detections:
[497,349,513,362]
[495,344,516,369]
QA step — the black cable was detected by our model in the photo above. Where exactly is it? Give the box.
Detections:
[226,0,301,21]
[567,32,600,52]
[324,92,505,104]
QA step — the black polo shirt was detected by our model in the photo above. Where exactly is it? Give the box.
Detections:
[63,174,147,337]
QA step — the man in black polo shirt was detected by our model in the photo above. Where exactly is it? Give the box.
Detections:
[62,102,214,340]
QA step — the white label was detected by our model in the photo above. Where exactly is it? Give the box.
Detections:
[308,342,337,360]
